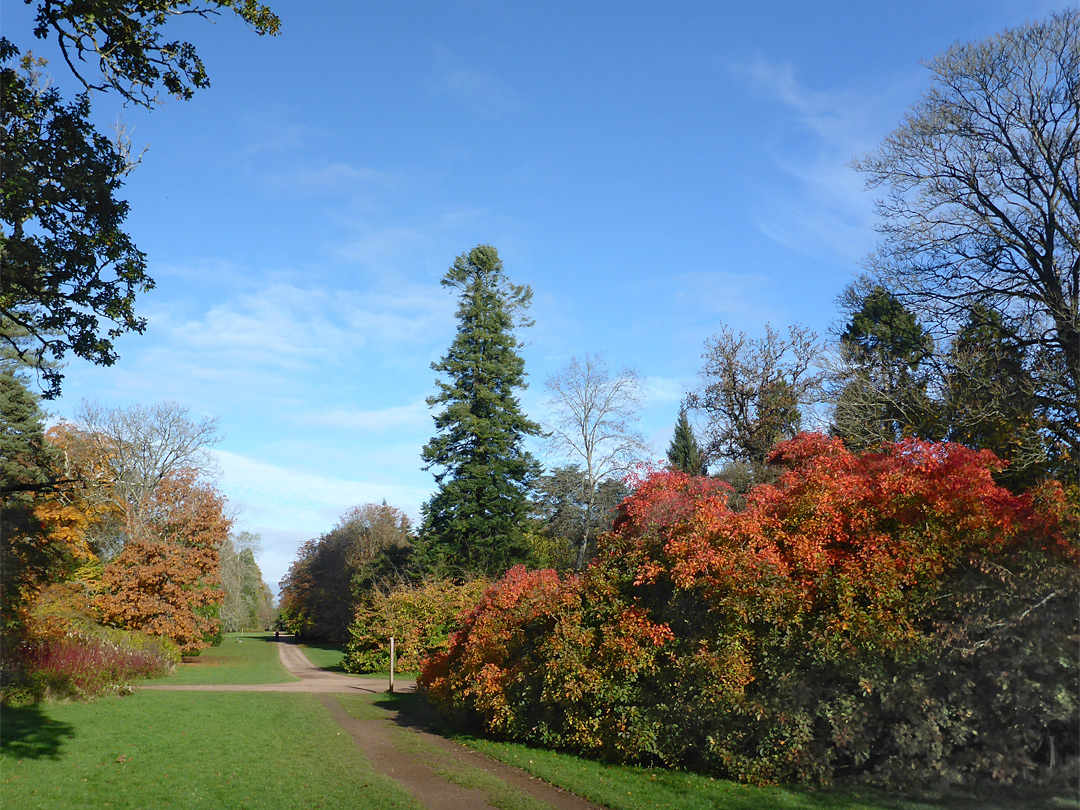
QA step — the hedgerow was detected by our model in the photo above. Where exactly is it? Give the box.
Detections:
[420,435,1078,788]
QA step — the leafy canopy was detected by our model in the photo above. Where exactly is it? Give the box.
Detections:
[1,1,279,397]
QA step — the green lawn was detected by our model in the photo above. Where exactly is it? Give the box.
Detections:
[371,692,1079,810]
[0,691,422,810]
[144,633,297,686]
[8,635,1072,810]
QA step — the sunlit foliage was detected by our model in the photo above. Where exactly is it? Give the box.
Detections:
[422,435,1077,787]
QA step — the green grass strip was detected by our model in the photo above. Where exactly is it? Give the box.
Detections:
[296,641,417,680]
[372,692,1076,810]
[1,691,423,810]
[145,633,298,685]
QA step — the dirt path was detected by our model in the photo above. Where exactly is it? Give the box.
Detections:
[141,640,599,810]
[141,639,414,693]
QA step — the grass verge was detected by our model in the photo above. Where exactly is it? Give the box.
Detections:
[0,691,423,810]
[144,632,297,686]
[370,692,1078,810]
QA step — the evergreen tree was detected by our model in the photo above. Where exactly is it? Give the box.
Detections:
[831,285,939,449]
[944,307,1049,487]
[420,245,541,578]
[667,406,707,475]
[530,465,629,569]
[1,369,60,636]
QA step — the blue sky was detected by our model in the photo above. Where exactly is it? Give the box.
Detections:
[6,0,1061,588]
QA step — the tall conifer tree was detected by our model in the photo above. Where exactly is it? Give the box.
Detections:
[831,285,939,449]
[420,245,541,577]
[667,406,707,475]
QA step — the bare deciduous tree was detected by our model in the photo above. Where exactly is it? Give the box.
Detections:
[61,400,221,534]
[855,9,1079,466]
[689,324,825,467]
[544,354,645,568]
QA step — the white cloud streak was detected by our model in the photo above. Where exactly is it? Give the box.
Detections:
[730,56,894,262]
[215,448,432,588]
[430,67,525,114]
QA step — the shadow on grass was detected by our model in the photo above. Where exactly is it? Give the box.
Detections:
[239,633,282,644]
[0,704,75,761]
[296,641,348,673]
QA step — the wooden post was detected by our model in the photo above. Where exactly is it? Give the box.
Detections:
[389,636,395,693]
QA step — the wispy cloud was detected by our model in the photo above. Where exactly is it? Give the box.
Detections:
[215,448,430,526]
[643,375,688,406]
[214,448,432,588]
[303,401,430,432]
[327,206,494,274]
[730,56,895,262]
[168,284,356,369]
[736,58,865,144]
[429,67,525,114]
[160,278,451,365]
[237,106,313,155]
[668,270,785,329]
[60,270,455,420]
[266,162,404,198]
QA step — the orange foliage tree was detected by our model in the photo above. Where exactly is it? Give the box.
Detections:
[96,471,230,653]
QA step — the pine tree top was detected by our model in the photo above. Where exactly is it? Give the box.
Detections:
[667,406,707,476]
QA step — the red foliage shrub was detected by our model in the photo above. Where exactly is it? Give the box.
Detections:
[421,565,673,760]
[5,582,180,702]
[421,435,1077,787]
[22,632,176,699]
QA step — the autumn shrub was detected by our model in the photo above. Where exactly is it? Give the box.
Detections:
[344,578,488,673]
[3,582,179,702]
[420,435,1078,788]
[21,630,178,700]
[420,565,673,761]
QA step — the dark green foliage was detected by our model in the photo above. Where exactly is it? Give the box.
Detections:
[0,370,55,496]
[279,532,357,641]
[690,323,824,466]
[277,503,412,642]
[1,2,279,397]
[667,407,707,475]
[0,42,150,398]
[855,10,1079,472]
[944,307,1052,487]
[351,541,420,596]
[420,245,542,579]
[831,285,939,449]
[24,0,280,107]
[0,370,62,638]
[423,438,1078,788]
